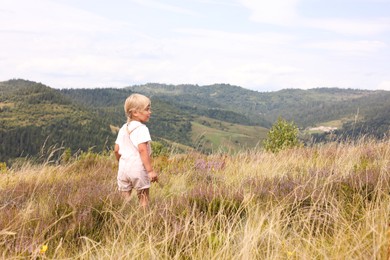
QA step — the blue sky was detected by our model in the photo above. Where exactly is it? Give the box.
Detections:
[1,0,389,91]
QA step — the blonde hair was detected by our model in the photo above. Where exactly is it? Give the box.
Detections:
[124,93,151,122]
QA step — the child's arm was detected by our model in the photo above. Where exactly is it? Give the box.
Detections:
[114,144,121,161]
[138,142,158,182]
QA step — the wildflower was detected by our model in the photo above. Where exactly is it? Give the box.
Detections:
[194,158,225,173]
[40,244,48,254]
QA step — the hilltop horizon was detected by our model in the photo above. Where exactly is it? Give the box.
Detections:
[2,78,388,93]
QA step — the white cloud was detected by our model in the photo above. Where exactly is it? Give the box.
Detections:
[131,0,198,16]
[0,0,137,87]
[307,17,390,36]
[129,29,301,87]
[238,0,390,36]
[377,80,390,90]
[0,0,119,34]
[305,40,386,54]
[238,0,301,25]
[0,0,131,61]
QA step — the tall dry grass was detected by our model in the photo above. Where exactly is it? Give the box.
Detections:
[0,139,389,259]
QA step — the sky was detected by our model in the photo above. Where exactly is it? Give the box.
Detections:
[1,0,389,92]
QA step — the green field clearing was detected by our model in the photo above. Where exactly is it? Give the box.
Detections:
[191,116,268,152]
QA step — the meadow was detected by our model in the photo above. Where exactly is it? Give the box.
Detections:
[0,139,389,259]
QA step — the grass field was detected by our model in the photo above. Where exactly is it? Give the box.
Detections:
[0,138,389,259]
[191,116,268,153]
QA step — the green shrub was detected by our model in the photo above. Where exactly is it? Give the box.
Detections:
[0,162,6,173]
[263,117,302,153]
[151,141,168,157]
[61,148,72,164]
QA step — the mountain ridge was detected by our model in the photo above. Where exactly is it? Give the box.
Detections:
[1,79,389,163]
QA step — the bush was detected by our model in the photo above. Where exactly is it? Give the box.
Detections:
[151,141,169,157]
[0,162,6,173]
[263,117,302,153]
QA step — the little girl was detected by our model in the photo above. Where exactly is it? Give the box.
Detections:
[114,93,158,207]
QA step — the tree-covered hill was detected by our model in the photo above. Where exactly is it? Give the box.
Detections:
[59,88,194,147]
[129,83,272,127]
[128,83,388,128]
[59,87,264,150]
[0,79,116,163]
[322,101,390,140]
[1,79,389,163]
[61,82,390,146]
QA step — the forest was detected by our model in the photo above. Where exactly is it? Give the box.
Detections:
[1,79,389,163]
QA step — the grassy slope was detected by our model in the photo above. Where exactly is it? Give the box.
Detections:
[191,116,268,153]
[1,139,389,259]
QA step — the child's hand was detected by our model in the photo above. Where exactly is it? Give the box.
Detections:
[148,171,158,182]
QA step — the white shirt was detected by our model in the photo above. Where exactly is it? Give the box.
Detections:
[115,121,152,162]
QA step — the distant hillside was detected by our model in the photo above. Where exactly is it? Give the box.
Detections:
[0,80,268,162]
[192,116,268,153]
[0,79,116,163]
[1,79,389,162]
[61,82,390,146]
[59,87,268,153]
[129,83,272,127]
[128,83,388,128]
[59,88,195,147]
[321,101,390,140]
